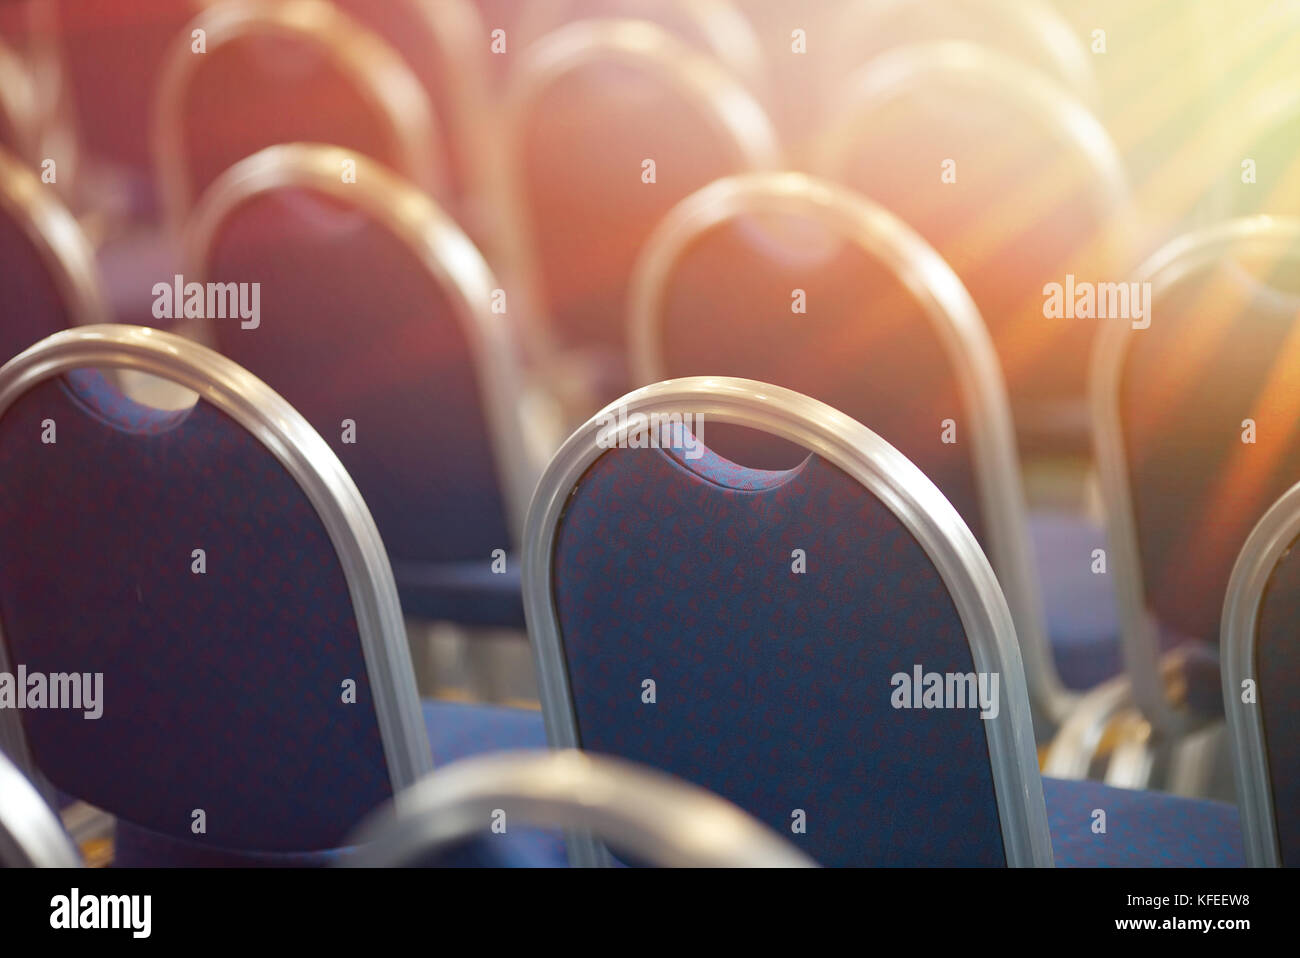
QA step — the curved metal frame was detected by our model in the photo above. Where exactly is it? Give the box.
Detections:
[512,0,767,92]
[1091,216,1300,739]
[0,35,40,163]
[183,142,545,539]
[1222,480,1300,867]
[522,376,1054,867]
[827,0,1098,106]
[627,172,1074,732]
[0,325,433,804]
[0,749,80,867]
[810,40,1132,257]
[348,749,817,867]
[0,145,110,330]
[152,0,442,235]
[499,18,781,371]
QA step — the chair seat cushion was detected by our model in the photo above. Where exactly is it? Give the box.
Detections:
[113,700,565,866]
[391,558,525,629]
[1043,777,1243,866]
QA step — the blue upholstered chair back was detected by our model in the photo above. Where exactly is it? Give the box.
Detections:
[1253,540,1300,865]
[198,157,517,572]
[525,379,1051,867]
[1118,246,1300,646]
[0,326,428,852]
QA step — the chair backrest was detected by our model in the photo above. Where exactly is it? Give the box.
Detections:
[627,171,1070,730]
[328,0,500,242]
[0,35,38,163]
[1094,216,1300,737]
[153,0,442,233]
[823,0,1097,108]
[347,749,816,867]
[512,0,766,92]
[0,749,80,867]
[0,324,431,853]
[185,143,539,567]
[1223,479,1300,867]
[522,377,1052,867]
[0,145,108,362]
[501,19,779,397]
[811,41,1133,447]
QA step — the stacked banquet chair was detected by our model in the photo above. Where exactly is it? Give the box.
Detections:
[182,143,553,635]
[0,144,107,358]
[499,18,780,413]
[807,41,1135,703]
[0,751,80,867]
[0,325,567,867]
[521,377,1244,866]
[1046,217,1300,793]
[1223,480,1300,866]
[625,172,1075,739]
[347,750,814,867]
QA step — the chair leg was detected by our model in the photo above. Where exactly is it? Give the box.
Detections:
[1042,675,1132,778]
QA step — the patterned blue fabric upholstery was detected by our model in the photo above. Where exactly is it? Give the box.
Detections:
[0,190,74,363]
[207,188,518,627]
[550,437,1008,866]
[0,368,393,851]
[113,700,566,867]
[1255,532,1300,866]
[1044,777,1243,867]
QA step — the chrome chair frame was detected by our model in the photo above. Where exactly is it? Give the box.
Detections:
[521,376,1054,867]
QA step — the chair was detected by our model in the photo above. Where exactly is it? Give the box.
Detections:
[0,325,562,866]
[152,0,442,237]
[511,0,766,92]
[500,19,780,409]
[522,376,1244,866]
[811,41,1134,456]
[1223,480,1300,866]
[0,750,80,867]
[1065,216,1300,788]
[347,750,815,867]
[626,171,1078,734]
[0,144,108,361]
[326,0,502,251]
[184,143,552,629]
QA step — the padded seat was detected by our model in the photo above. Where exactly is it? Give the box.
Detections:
[114,700,563,867]
[1043,777,1243,867]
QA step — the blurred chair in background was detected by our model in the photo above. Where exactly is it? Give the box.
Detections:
[1051,216,1300,793]
[0,325,563,866]
[187,144,555,631]
[0,145,108,361]
[626,171,1078,737]
[153,0,442,238]
[500,18,780,416]
[812,41,1134,460]
[348,750,815,867]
